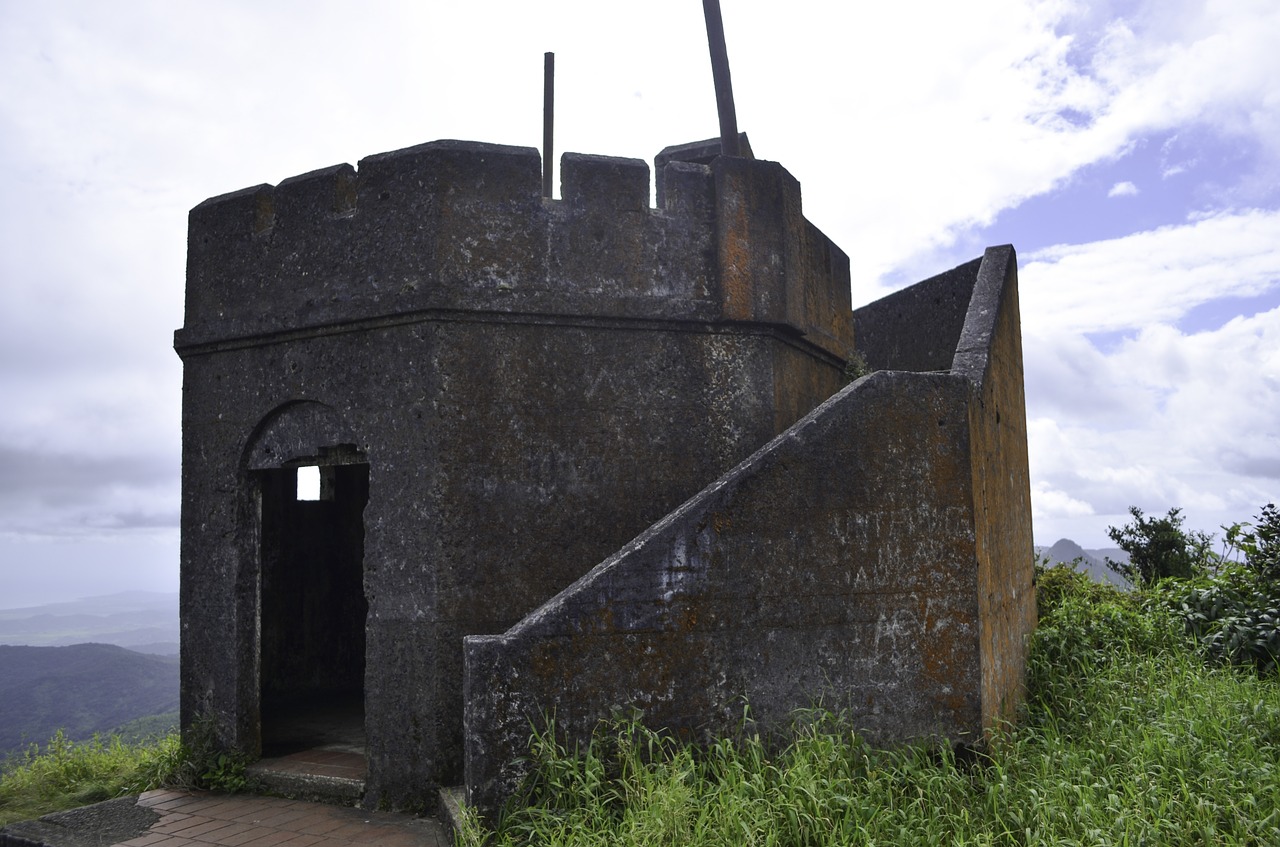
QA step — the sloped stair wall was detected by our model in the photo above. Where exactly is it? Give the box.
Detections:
[462,246,1034,815]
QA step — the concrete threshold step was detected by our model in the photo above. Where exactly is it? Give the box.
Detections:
[247,748,366,805]
[438,785,468,833]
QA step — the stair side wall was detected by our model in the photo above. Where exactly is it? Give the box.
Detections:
[464,370,983,814]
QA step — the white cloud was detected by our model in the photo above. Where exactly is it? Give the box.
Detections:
[1027,302,1280,546]
[1,0,1279,583]
[831,0,1280,291]
[1031,479,1095,520]
[1020,209,1280,334]
[1107,180,1138,196]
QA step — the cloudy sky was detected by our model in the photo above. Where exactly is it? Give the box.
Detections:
[1,0,1277,606]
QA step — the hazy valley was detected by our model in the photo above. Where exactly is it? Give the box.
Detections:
[0,593,179,759]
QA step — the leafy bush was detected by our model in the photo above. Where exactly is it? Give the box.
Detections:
[842,350,872,383]
[1034,559,1122,619]
[1135,503,1280,676]
[1166,568,1280,674]
[1232,502,1280,584]
[1105,506,1213,586]
[165,716,256,794]
[1032,563,1178,661]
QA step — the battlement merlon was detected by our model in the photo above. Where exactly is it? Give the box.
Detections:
[176,139,853,361]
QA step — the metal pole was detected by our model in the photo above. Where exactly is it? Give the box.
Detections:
[543,52,555,198]
[702,0,740,157]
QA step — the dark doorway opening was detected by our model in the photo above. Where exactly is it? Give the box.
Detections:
[258,461,369,759]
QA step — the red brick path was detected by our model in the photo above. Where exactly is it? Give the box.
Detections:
[112,789,450,847]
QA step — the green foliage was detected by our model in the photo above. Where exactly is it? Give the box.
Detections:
[1033,559,1121,620]
[1162,567,1280,674]
[0,715,259,826]
[461,569,1280,846]
[169,716,256,794]
[1105,505,1214,586]
[1230,503,1280,585]
[0,730,183,827]
[1148,504,1280,676]
[842,350,872,383]
[1028,564,1182,714]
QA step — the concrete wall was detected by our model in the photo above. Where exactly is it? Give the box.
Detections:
[177,140,854,807]
[852,256,980,374]
[951,248,1036,726]
[462,246,1034,815]
[179,141,850,363]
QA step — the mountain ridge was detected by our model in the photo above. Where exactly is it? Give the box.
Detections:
[1036,538,1130,587]
[0,592,178,652]
[0,643,179,756]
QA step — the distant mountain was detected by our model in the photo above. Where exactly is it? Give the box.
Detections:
[1037,539,1131,588]
[0,591,177,653]
[0,643,179,757]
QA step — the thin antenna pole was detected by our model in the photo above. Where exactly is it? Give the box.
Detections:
[543,52,555,198]
[702,0,740,157]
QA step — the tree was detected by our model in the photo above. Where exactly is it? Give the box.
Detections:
[1105,506,1212,586]
[1227,502,1280,586]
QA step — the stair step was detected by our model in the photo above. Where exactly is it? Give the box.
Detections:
[247,748,366,805]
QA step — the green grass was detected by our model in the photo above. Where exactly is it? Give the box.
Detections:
[460,568,1280,846]
[7,567,1280,843]
[0,729,184,827]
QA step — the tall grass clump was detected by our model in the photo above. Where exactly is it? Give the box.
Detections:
[0,730,184,827]
[0,715,255,826]
[461,564,1280,846]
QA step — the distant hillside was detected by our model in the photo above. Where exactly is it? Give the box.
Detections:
[0,643,179,757]
[1037,539,1131,588]
[0,591,177,653]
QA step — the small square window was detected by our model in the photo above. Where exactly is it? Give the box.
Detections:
[296,466,321,501]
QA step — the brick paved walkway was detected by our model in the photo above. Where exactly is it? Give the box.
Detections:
[113,789,451,847]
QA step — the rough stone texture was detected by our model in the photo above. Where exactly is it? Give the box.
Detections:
[852,256,981,374]
[0,797,159,847]
[953,249,1037,727]
[851,246,1035,723]
[177,140,853,809]
[178,134,1033,819]
[462,246,1034,815]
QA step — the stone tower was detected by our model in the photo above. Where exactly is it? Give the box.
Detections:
[176,138,1034,814]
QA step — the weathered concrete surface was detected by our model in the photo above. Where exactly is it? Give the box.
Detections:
[953,248,1036,727]
[852,256,981,374]
[462,246,1034,815]
[0,797,158,847]
[177,140,853,809]
[179,141,850,364]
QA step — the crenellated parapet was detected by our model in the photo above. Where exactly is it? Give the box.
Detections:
[178,140,853,361]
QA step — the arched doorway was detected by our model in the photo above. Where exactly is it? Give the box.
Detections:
[258,459,368,756]
[240,403,369,784]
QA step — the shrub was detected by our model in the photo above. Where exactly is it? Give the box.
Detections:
[1169,569,1280,674]
[166,716,256,793]
[1105,506,1213,586]
[1231,502,1280,585]
[0,731,183,827]
[1034,559,1119,619]
[1147,504,1280,676]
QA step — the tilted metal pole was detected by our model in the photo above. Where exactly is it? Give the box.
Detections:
[702,0,740,157]
[543,52,555,198]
